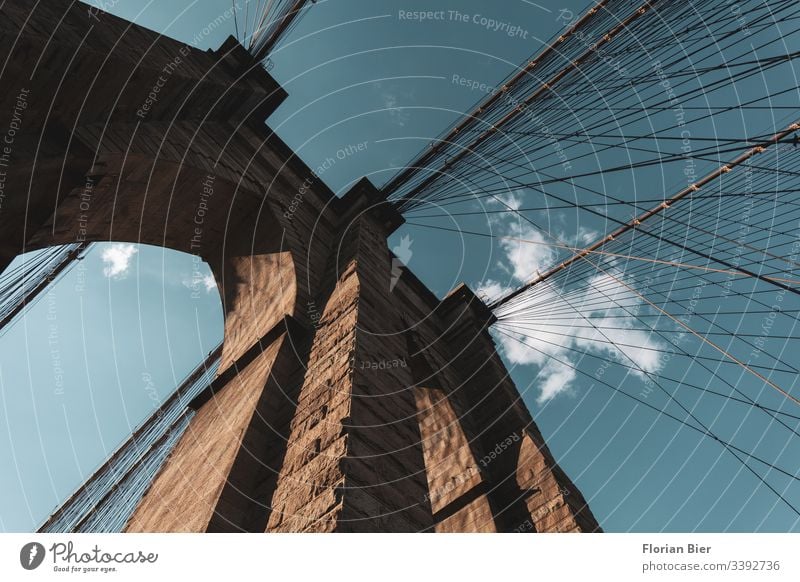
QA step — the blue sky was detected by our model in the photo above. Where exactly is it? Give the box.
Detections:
[1,0,799,532]
[0,242,221,531]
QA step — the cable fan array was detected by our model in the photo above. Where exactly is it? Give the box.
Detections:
[4,0,799,531]
[385,0,800,216]
[233,0,314,61]
[0,243,88,337]
[38,345,221,533]
[384,0,800,520]
[0,243,221,532]
[487,130,800,517]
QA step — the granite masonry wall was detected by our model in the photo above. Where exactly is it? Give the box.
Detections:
[2,0,600,533]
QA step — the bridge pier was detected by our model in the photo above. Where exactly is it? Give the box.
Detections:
[2,0,600,533]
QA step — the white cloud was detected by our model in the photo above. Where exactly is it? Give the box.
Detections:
[373,81,409,126]
[101,243,138,279]
[181,272,217,294]
[573,273,663,376]
[477,192,666,404]
[500,221,555,283]
[380,90,411,127]
[485,191,556,283]
[475,279,512,303]
[494,273,666,403]
[576,226,599,246]
[492,192,523,211]
[537,360,577,404]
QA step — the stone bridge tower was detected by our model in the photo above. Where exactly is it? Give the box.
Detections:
[0,0,600,533]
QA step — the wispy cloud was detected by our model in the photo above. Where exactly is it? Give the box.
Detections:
[475,279,512,303]
[181,273,217,294]
[477,191,665,403]
[500,221,555,282]
[202,274,216,292]
[100,243,138,279]
[383,92,410,127]
[537,360,577,403]
[496,273,665,404]
[484,191,557,283]
[576,225,600,246]
[374,81,412,127]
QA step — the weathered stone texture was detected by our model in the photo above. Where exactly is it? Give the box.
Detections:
[2,0,601,533]
[127,336,287,532]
